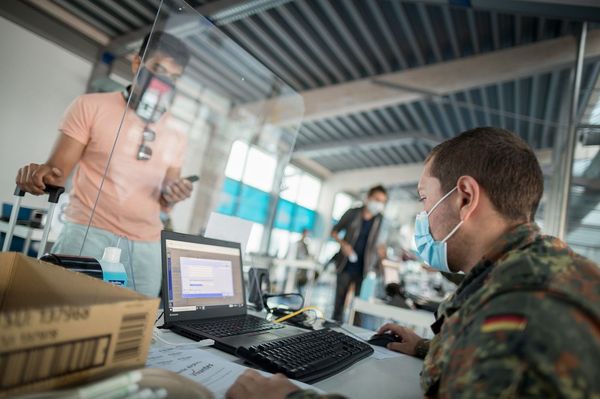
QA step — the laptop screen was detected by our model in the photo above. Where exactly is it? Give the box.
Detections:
[163,235,246,321]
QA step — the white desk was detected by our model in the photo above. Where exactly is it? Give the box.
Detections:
[152,323,424,399]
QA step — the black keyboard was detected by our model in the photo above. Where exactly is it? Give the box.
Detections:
[237,329,374,383]
[186,315,284,337]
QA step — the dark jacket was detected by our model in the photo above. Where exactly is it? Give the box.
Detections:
[331,206,383,276]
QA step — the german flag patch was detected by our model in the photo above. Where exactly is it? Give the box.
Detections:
[481,314,527,333]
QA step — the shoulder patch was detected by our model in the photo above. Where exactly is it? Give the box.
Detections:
[481,314,527,333]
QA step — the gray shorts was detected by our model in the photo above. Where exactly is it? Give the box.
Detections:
[51,222,162,297]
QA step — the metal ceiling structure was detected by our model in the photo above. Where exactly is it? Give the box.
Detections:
[4,0,600,173]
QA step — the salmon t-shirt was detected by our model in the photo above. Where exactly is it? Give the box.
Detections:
[59,92,186,241]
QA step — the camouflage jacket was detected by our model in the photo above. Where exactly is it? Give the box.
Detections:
[290,223,600,399]
[421,222,600,398]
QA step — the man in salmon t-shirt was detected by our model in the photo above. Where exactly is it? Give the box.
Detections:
[15,32,192,297]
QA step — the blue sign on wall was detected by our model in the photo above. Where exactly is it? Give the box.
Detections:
[217,178,318,233]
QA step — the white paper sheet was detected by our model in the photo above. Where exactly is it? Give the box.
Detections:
[205,213,253,255]
[146,346,320,399]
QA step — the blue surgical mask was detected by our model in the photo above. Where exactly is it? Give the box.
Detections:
[414,187,463,272]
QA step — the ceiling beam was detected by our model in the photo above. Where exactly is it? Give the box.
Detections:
[326,164,425,193]
[0,0,101,63]
[293,132,440,158]
[407,0,600,22]
[25,0,110,45]
[290,157,333,180]
[233,30,600,127]
[470,0,600,23]
[106,0,292,57]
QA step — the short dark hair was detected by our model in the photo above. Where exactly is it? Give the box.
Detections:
[426,127,543,221]
[367,185,388,198]
[139,31,190,68]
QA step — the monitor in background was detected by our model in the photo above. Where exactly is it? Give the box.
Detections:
[164,236,246,322]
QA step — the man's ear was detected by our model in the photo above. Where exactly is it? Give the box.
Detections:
[131,55,141,76]
[456,175,479,222]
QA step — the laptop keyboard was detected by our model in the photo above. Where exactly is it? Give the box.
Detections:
[237,329,374,383]
[187,315,284,337]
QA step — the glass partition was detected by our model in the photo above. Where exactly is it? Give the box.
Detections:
[37,0,303,297]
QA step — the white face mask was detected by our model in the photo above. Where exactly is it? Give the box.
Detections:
[367,200,385,215]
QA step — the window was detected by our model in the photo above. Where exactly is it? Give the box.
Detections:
[219,142,322,255]
[225,140,277,192]
[269,228,291,258]
[280,165,301,202]
[281,165,322,210]
[242,147,277,192]
[332,192,354,221]
[297,174,321,209]
[246,223,264,254]
[225,140,249,180]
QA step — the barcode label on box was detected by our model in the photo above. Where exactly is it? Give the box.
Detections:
[113,313,147,363]
[0,335,110,389]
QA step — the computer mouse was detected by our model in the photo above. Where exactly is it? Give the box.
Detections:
[367,333,401,348]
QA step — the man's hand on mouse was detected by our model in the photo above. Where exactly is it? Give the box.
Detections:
[377,323,422,356]
[225,370,300,399]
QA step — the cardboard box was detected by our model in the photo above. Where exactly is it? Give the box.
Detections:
[0,253,159,397]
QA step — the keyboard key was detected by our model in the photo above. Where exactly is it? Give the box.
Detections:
[237,329,373,383]
[186,315,279,337]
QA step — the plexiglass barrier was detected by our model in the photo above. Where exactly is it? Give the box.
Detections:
[1,0,303,298]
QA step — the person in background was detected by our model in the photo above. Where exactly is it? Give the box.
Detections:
[225,127,600,399]
[294,228,311,260]
[288,228,313,290]
[15,32,193,297]
[330,185,388,322]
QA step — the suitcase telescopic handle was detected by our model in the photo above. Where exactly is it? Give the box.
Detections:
[14,185,65,203]
[6,185,66,256]
[14,186,25,197]
[43,185,65,204]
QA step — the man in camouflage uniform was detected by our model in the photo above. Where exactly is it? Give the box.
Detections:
[226,127,600,399]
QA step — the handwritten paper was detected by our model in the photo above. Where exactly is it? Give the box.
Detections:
[146,346,320,399]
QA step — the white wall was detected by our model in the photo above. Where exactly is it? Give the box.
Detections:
[0,16,92,209]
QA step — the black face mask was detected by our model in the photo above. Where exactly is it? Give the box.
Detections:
[127,66,175,124]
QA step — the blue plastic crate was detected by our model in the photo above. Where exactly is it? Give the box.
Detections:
[2,202,35,221]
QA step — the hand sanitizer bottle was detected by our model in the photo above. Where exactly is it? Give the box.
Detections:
[98,247,128,287]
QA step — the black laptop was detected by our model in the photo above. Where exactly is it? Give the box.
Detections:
[160,231,306,354]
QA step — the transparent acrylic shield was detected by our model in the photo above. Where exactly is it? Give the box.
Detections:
[73,0,303,296]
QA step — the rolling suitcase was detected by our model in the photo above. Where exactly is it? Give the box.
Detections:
[2,185,65,258]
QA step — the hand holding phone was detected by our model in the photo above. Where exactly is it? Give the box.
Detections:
[162,175,196,205]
